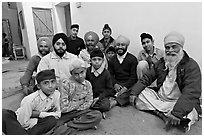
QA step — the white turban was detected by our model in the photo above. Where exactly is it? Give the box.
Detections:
[115,35,130,46]
[164,31,185,46]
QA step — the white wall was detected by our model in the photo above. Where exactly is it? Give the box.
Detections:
[70,2,202,68]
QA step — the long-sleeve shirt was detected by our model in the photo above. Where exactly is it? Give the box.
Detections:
[20,55,41,86]
[108,52,138,89]
[15,90,61,130]
[66,36,86,55]
[138,47,164,68]
[37,51,77,82]
[60,76,93,113]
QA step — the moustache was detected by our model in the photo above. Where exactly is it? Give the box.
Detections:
[116,48,124,51]
[166,51,178,56]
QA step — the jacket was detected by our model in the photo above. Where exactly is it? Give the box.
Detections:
[131,51,201,119]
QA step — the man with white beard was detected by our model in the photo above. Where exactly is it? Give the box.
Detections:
[129,32,201,132]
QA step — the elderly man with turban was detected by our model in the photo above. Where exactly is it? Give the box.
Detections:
[20,37,52,95]
[37,33,77,84]
[79,31,108,68]
[108,35,138,108]
[130,32,201,132]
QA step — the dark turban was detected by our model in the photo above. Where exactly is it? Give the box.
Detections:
[90,48,104,59]
[52,33,68,47]
[36,69,56,84]
[103,24,112,33]
[106,46,116,53]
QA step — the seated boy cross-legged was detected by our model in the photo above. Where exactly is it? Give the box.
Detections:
[56,58,102,133]
[2,69,61,135]
[86,48,116,114]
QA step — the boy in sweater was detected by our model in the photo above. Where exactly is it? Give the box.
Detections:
[2,69,61,135]
[86,48,115,112]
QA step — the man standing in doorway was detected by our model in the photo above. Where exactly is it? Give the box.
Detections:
[66,24,86,55]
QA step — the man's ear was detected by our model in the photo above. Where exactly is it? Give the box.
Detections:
[37,83,40,89]
[152,40,154,44]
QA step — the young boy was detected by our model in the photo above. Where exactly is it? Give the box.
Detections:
[2,69,61,135]
[57,58,102,131]
[105,46,116,62]
[86,48,116,113]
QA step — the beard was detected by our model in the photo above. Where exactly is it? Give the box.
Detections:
[39,50,50,56]
[116,47,127,56]
[53,47,66,58]
[164,48,184,70]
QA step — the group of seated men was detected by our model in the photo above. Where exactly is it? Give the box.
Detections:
[2,23,202,135]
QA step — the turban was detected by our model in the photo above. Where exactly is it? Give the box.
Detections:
[103,24,112,33]
[71,24,79,29]
[52,33,68,47]
[37,37,52,48]
[69,58,86,72]
[36,69,56,84]
[106,46,116,53]
[164,31,185,46]
[84,31,99,45]
[115,35,130,46]
[140,33,153,42]
[90,48,104,59]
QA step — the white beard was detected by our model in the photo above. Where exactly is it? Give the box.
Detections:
[164,48,184,70]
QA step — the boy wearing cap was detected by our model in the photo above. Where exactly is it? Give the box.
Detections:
[2,69,61,135]
[20,37,52,96]
[137,33,164,79]
[57,58,102,131]
[66,24,86,55]
[130,32,201,132]
[86,48,115,113]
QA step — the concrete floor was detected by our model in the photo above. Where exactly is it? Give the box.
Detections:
[2,59,202,135]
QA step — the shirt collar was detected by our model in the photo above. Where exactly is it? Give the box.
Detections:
[142,46,157,57]
[50,51,74,59]
[38,89,54,100]
[91,65,104,77]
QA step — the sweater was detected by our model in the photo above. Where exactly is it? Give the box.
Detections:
[108,52,138,89]
[67,36,86,55]
[20,55,41,86]
[86,67,115,99]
